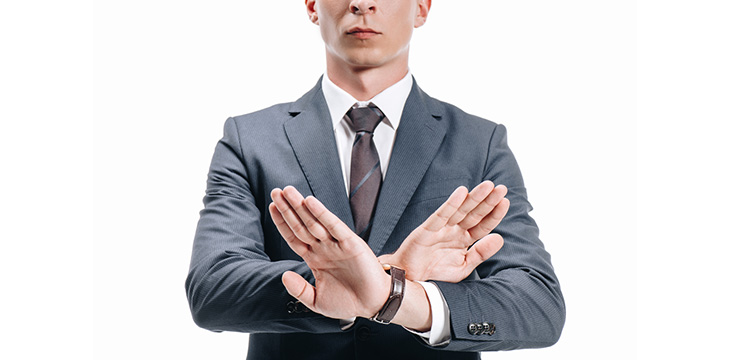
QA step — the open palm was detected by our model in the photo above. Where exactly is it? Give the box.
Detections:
[380,181,509,282]
[269,187,390,320]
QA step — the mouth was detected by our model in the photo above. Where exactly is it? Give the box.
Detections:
[346,27,380,39]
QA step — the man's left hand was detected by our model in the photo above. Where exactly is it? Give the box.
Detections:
[379,181,509,283]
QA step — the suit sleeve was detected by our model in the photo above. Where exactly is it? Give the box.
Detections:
[184,117,341,334]
[432,124,566,351]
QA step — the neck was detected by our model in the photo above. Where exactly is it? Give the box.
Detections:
[325,53,410,101]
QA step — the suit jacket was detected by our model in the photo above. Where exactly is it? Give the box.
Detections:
[185,78,565,360]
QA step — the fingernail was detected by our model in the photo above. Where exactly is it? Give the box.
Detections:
[305,196,322,209]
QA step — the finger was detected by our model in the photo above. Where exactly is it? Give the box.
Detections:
[378,254,395,265]
[282,271,316,311]
[282,186,331,241]
[269,202,310,255]
[272,187,319,244]
[468,197,510,240]
[463,233,504,273]
[459,184,508,230]
[447,181,494,226]
[422,186,469,232]
[304,196,359,243]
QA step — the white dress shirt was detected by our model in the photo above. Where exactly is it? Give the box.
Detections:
[321,72,451,346]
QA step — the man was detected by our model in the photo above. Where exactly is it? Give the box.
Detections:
[185,0,565,359]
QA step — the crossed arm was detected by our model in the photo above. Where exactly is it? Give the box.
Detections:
[268,180,509,332]
[187,119,564,349]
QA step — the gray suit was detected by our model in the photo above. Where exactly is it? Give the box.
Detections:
[185,78,565,359]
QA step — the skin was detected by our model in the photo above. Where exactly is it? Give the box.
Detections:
[271,0,509,332]
[378,182,509,283]
[271,183,508,331]
[306,0,430,100]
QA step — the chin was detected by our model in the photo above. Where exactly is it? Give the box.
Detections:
[327,45,404,71]
[342,51,393,69]
[346,59,387,70]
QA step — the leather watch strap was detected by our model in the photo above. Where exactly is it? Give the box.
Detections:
[370,266,406,324]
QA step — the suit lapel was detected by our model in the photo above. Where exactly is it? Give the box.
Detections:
[284,79,355,231]
[368,83,446,255]
[284,79,445,253]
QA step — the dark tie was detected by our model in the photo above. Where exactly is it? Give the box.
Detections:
[346,103,385,241]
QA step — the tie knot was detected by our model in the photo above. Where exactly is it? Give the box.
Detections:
[346,103,384,133]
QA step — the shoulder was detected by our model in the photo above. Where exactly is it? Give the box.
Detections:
[228,102,294,128]
[226,79,323,131]
[214,102,295,155]
[421,90,502,138]
[220,101,299,145]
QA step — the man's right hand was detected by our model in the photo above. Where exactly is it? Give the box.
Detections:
[378,181,509,283]
[270,187,393,321]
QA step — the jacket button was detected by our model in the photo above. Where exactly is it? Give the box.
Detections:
[486,323,496,336]
[294,302,310,313]
[286,301,296,314]
[356,326,371,341]
[468,323,478,335]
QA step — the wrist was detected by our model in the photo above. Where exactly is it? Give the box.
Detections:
[391,280,432,332]
[381,253,428,282]
[369,266,406,323]
[362,267,393,319]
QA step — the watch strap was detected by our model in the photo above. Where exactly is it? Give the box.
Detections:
[370,266,406,324]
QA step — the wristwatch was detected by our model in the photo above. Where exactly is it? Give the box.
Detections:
[370,265,406,324]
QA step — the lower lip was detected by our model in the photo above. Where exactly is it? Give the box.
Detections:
[349,31,378,40]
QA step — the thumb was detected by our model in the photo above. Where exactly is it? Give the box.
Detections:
[282,271,316,310]
[464,233,504,271]
[377,254,395,265]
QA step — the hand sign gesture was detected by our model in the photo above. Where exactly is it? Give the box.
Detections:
[379,181,509,282]
[269,187,391,320]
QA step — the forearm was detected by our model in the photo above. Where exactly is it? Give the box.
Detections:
[433,265,565,351]
[431,196,565,351]
[186,254,341,334]
[385,243,564,352]
[185,195,343,333]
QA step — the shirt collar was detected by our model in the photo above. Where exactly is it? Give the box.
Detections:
[321,71,413,131]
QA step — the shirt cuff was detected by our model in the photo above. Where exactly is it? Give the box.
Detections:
[340,317,356,331]
[403,281,451,346]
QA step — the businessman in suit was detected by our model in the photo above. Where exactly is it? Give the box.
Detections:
[185,0,565,359]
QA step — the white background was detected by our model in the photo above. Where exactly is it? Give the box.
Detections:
[1,1,728,359]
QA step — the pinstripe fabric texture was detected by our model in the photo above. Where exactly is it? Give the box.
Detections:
[345,103,385,241]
